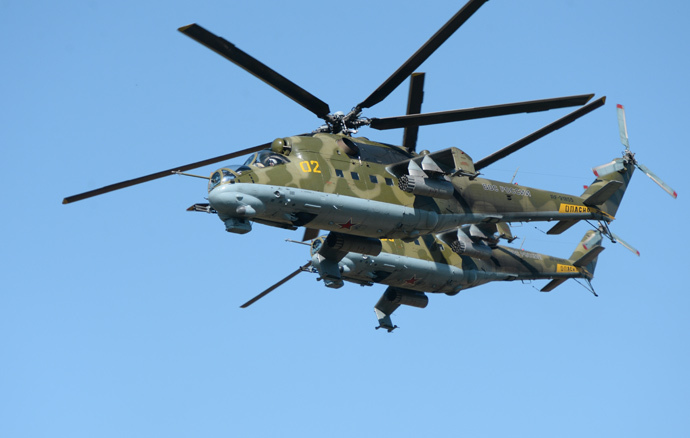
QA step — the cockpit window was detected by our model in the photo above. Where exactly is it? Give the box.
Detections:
[221,169,234,184]
[243,150,290,168]
[208,165,249,192]
[209,171,222,192]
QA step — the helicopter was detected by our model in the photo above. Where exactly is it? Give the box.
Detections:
[63,0,676,252]
[241,226,610,332]
[235,107,670,332]
[232,100,674,332]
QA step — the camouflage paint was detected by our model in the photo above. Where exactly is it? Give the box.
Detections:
[207,133,633,239]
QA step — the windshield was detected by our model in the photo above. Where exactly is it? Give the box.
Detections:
[243,150,290,168]
[208,165,250,192]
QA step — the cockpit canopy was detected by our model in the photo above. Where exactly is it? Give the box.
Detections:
[208,150,290,192]
[243,150,290,168]
[208,165,248,192]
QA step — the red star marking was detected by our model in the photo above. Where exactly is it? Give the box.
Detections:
[338,219,354,230]
[405,275,418,285]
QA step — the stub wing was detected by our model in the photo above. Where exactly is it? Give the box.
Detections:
[374,287,429,332]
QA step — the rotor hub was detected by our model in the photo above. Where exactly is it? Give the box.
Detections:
[315,109,371,135]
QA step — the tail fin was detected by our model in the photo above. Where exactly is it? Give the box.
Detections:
[569,230,605,278]
[582,157,635,218]
[540,230,605,292]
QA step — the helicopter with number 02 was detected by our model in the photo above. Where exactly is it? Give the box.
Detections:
[235,103,672,332]
[63,0,676,256]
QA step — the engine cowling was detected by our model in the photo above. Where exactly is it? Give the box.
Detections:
[398,175,454,199]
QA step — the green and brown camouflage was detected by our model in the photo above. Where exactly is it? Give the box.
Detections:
[67,1,650,247]
[311,229,601,294]
[305,228,604,331]
[205,132,633,241]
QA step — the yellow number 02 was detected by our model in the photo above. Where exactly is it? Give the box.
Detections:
[300,160,321,173]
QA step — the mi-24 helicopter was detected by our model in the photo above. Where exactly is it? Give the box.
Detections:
[243,227,611,332]
[237,103,672,332]
[63,0,676,254]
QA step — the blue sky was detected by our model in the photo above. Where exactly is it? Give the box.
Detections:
[2,0,689,436]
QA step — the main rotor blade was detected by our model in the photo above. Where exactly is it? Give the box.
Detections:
[370,94,594,130]
[62,142,270,204]
[474,96,606,171]
[179,24,331,119]
[402,72,426,152]
[240,261,312,308]
[356,0,488,111]
[636,162,678,199]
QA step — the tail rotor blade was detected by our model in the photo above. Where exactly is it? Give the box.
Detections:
[616,104,630,150]
[615,104,676,199]
[611,232,640,257]
[636,162,678,199]
[598,226,639,257]
[240,262,312,308]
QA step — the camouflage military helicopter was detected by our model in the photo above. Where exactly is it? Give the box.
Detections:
[241,228,609,332]
[239,109,673,332]
[63,0,675,252]
[231,109,671,332]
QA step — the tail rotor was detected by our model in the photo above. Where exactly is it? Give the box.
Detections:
[592,223,640,257]
[586,104,676,258]
[614,104,677,199]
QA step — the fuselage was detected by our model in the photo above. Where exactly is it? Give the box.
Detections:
[310,234,589,295]
[207,133,610,238]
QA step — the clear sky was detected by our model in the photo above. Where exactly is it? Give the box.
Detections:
[2,0,689,437]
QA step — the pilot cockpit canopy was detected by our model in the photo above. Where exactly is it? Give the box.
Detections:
[243,150,290,168]
[208,166,249,192]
